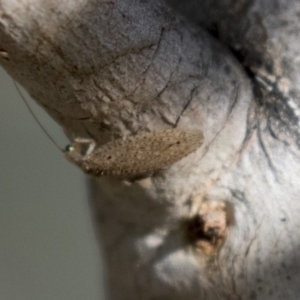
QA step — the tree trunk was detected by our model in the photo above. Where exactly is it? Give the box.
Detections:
[1,0,300,299]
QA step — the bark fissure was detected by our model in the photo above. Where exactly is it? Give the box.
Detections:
[174,84,199,127]
[257,122,279,181]
[128,27,166,97]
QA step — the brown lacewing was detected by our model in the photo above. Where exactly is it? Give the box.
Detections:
[14,81,204,178]
[65,129,204,177]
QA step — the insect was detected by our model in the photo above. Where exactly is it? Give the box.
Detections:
[65,129,204,177]
[15,81,204,178]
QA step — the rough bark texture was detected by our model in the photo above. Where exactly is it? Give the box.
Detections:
[1,0,300,299]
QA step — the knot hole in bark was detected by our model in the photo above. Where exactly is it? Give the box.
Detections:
[184,200,234,255]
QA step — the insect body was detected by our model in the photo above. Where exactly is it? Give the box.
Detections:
[65,129,204,178]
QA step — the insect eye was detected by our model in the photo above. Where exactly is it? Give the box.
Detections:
[65,145,75,152]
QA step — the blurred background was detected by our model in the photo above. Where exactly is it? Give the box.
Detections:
[0,66,105,300]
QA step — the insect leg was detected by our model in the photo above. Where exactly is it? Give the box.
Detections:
[74,138,96,156]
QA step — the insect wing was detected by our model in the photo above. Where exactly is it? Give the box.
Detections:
[89,129,204,176]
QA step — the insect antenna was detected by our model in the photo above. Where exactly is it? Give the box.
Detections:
[13,80,63,151]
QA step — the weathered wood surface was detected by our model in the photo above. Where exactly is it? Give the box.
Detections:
[1,0,300,299]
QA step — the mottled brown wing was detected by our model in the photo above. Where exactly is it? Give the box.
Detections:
[86,129,204,177]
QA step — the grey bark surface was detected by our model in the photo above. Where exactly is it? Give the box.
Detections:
[1,0,300,299]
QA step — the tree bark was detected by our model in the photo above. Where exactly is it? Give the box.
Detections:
[1,0,300,299]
